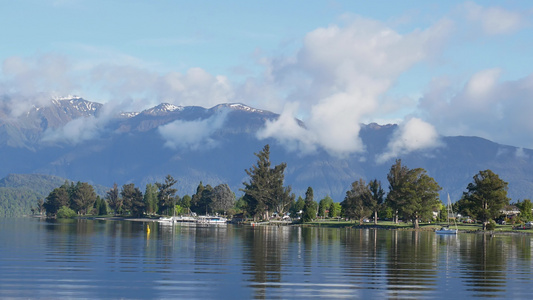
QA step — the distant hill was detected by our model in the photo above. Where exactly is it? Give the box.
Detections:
[0,173,109,217]
[0,97,532,218]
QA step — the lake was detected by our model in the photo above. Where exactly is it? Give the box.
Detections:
[1,218,532,299]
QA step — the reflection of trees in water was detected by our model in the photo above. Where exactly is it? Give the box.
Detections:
[241,226,290,299]
[339,229,439,295]
[458,234,508,297]
[384,231,438,297]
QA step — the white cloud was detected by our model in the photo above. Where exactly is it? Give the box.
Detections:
[157,110,229,150]
[516,148,529,159]
[257,16,452,156]
[1,54,80,117]
[377,117,441,164]
[462,1,526,35]
[41,116,102,145]
[418,70,533,149]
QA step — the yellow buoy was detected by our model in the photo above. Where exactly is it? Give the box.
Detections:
[146,225,150,233]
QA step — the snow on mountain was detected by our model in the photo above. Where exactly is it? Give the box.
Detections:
[141,103,184,116]
[221,103,265,113]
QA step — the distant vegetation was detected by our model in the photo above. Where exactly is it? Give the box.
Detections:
[2,146,531,232]
[0,174,107,217]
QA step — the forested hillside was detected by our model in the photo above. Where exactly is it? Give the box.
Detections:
[0,174,108,217]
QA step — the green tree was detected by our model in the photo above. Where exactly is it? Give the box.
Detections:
[517,199,533,221]
[342,179,373,225]
[179,195,192,212]
[71,182,97,215]
[143,183,159,215]
[233,196,246,213]
[290,196,305,219]
[368,179,385,225]
[156,175,178,215]
[94,196,108,215]
[211,184,235,214]
[106,183,122,215]
[191,182,214,215]
[121,183,144,217]
[241,145,292,220]
[386,159,409,223]
[399,168,442,228]
[302,187,317,222]
[458,170,510,230]
[43,184,70,217]
[329,202,342,218]
[318,196,334,218]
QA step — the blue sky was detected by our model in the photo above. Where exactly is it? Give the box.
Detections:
[1,0,533,159]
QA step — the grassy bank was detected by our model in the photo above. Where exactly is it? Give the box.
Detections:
[305,219,533,233]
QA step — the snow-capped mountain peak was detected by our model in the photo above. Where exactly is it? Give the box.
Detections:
[142,103,184,115]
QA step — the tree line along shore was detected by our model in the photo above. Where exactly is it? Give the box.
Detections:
[33,145,533,232]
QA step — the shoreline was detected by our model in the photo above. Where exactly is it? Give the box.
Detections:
[68,216,533,235]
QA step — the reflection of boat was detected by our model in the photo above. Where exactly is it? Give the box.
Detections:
[158,217,174,224]
[197,216,228,225]
[436,194,458,235]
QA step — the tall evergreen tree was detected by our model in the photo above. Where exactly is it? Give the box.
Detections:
[156,175,178,215]
[106,183,122,215]
[143,183,159,215]
[121,183,144,217]
[302,187,317,222]
[342,179,373,224]
[386,159,409,223]
[241,145,292,220]
[368,179,385,225]
[458,169,509,230]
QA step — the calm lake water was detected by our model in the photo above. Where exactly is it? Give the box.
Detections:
[1,218,532,299]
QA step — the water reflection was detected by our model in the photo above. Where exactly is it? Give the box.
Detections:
[1,218,533,299]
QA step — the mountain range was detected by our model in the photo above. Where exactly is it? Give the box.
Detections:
[0,96,532,204]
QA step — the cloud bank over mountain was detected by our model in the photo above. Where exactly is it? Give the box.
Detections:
[0,1,532,159]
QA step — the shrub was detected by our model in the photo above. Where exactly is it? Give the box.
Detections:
[56,206,77,219]
[486,220,497,231]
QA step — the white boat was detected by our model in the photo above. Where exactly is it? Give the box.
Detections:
[158,217,174,224]
[436,194,458,235]
[196,216,228,225]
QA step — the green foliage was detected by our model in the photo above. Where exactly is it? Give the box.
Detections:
[341,179,373,224]
[0,187,42,217]
[143,183,159,215]
[241,145,293,220]
[70,182,97,215]
[94,196,108,215]
[234,196,246,213]
[368,179,385,224]
[302,187,317,222]
[517,199,533,221]
[174,204,182,215]
[121,183,144,217]
[191,182,213,214]
[329,202,341,218]
[179,195,192,210]
[318,196,333,218]
[458,169,510,230]
[106,183,121,215]
[486,220,497,231]
[211,184,236,214]
[56,206,76,219]
[156,175,178,215]
[385,160,441,228]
